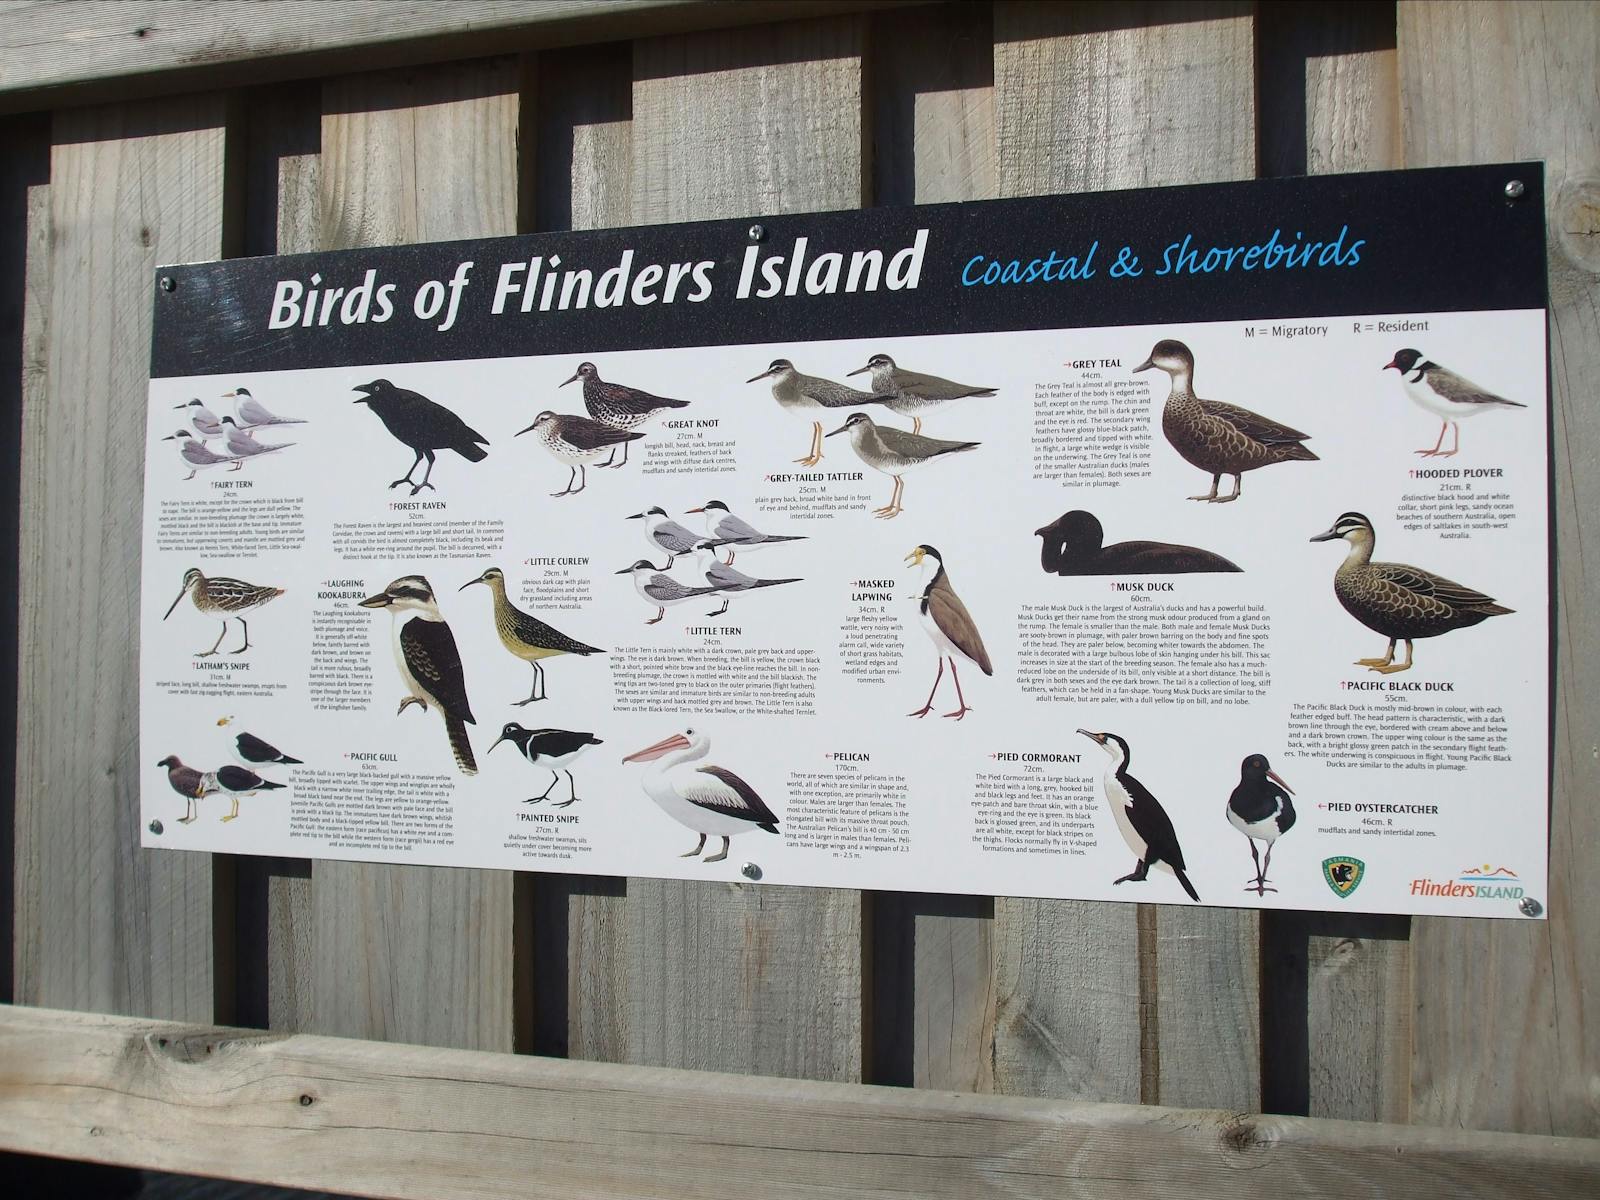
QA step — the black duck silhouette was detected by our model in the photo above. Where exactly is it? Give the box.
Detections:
[1034,510,1241,576]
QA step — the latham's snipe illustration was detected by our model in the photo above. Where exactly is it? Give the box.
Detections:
[1136,339,1317,502]
[1310,511,1513,674]
[164,568,284,656]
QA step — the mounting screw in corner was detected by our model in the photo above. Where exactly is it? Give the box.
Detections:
[1519,896,1543,917]
[748,224,765,243]
[740,862,762,881]
[148,819,163,836]
[158,275,176,292]
[1504,179,1526,200]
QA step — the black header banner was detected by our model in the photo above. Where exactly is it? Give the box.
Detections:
[150,162,1547,378]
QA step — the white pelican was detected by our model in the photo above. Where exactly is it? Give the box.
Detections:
[622,727,781,862]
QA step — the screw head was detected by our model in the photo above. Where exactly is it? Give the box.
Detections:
[1504,179,1526,200]
[740,862,762,881]
[148,819,164,836]
[748,224,765,242]
[158,275,176,292]
[1519,896,1543,917]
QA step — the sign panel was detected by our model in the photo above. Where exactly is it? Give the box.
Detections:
[143,163,1550,917]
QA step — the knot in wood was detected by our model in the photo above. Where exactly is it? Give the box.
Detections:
[1219,1113,1261,1155]
[1555,176,1600,274]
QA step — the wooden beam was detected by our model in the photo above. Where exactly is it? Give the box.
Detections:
[13,94,232,1022]
[1398,0,1600,1136]
[2,1005,1599,1200]
[0,1,911,116]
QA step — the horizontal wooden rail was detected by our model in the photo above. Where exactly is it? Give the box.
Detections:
[1,1005,1598,1200]
[0,0,909,114]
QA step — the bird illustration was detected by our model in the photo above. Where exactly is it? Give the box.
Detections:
[691,542,800,616]
[1310,511,1513,674]
[223,387,306,428]
[163,429,240,478]
[561,361,689,468]
[213,764,287,822]
[176,398,225,440]
[746,358,895,465]
[1227,753,1296,895]
[232,732,302,768]
[515,410,644,497]
[1135,339,1317,502]
[459,567,603,704]
[826,412,979,519]
[622,726,781,862]
[846,353,997,433]
[616,559,722,625]
[163,568,284,657]
[1384,348,1527,457]
[157,754,219,824]
[219,417,294,460]
[359,575,478,775]
[628,505,702,568]
[686,500,806,563]
[904,544,991,720]
[352,379,489,495]
[1078,730,1200,902]
[1034,511,1241,575]
[488,723,603,806]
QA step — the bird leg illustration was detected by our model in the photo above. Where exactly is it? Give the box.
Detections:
[597,442,632,469]
[552,464,587,497]
[1255,843,1279,894]
[944,659,973,720]
[908,656,945,718]
[1114,860,1152,885]
[910,417,923,434]
[1417,420,1459,458]
[1190,472,1242,503]
[704,835,732,864]
[1363,638,1415,675]
[707,596,730,617]
[552,770,581,808]
[180,797,199,824]
[1356,638,1399,669]
[231,617,252,654]
[513,662,546,706]
[398,696,428,716]
[222,796,241,823]
[796,421,823,466]
[527,771,561,804]
[680,832,708,858]
[390,448,439,495]
[647,606,665,625]
[873,475,906,519]
[201,621,229,658]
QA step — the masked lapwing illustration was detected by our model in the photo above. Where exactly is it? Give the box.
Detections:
[1078,730,1200,902]
[1227,754,1296,895]
[224,387,306,428]
[232,732,302,768]
[164,568,283,657]
[157,754,219,825]
[489,723,603,806]
[459,567,603,704]
[616,559,721,625]
[562,361,688,468]
[629,505,702,568]
[746,358,895,466]
[623,727,781,862]
[686,500,806,563]
[359,575,478,775]
[516,410,643,496]
[212,765,286,823]
[1310,511,1512,674]
[1135,339,1317,502]
[691,542,800,616]
[1034,510,1241,575]
[904,544,992,720]
[353,378,489,495]
[1385,348,1527,457]
[847,353,997,433]
[827,413,980,519]
[163,429,239,478]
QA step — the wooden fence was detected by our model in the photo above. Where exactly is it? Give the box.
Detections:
[1,1,1596,1195]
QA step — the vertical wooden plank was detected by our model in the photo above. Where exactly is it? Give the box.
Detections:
[530,38,634,1064]
[991,0,1260,1109]
[1255,1,1412,1126]
[309,59,525,1052]
[14,96,231,1020]
[620,16,866,1081]
[1398,0,1600,1136]
[867,2,998,1092]
[0,114,49,1005]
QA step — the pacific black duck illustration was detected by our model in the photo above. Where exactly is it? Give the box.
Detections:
[1310,511,1513,673]
[1135,339,1317,502]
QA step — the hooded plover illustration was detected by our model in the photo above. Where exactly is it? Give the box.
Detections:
[1384,348,1527,457]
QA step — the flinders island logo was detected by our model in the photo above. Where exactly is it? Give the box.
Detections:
[1409,864,1523,901]
[1322,856,1365,898]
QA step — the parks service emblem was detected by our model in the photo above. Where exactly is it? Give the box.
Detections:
[1322,857,1365,898]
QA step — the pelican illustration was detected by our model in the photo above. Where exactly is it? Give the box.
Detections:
[622,727,781,863]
